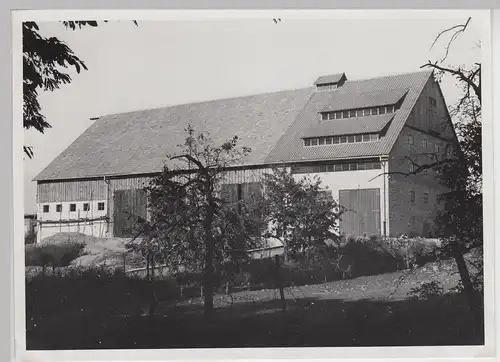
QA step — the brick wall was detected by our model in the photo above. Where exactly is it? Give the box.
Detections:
[388,76,456,237]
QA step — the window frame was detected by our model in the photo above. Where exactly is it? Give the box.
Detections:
[410,190,416,203]
[43,205,49,213]
[83,203,90,212]
[98,202,105,211]
[56,204,62,213]
[70,203,76,212]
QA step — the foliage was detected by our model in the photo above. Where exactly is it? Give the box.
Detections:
[130,125,263,313]
[25,228,37,245]
[23,20,137,158]
[406,281,444,300]
[261,168,342,259]
[25,241,86,268]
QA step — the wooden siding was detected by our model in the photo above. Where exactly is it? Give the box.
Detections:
[339,188,381,236]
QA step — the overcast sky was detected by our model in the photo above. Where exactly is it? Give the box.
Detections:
[22,11,485,214]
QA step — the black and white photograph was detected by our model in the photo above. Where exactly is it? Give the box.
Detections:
[15,9,492,358]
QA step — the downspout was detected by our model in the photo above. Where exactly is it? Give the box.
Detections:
[381,156,388,238]
[104,176,111,236]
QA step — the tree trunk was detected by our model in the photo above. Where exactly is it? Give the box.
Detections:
[275,255,286,312]
[451,240,483,336]
[203,202,215,315]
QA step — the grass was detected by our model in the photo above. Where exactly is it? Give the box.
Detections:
[26,259,482,350]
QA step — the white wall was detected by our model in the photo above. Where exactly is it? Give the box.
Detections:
[292,166,388,235]
[36,200,108,243]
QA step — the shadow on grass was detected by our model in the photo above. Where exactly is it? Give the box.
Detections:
[27,292,483,350]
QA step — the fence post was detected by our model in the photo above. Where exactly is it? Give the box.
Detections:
[275,255,286,312]
[123,252,126,274]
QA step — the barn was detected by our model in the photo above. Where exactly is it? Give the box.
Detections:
[33,69,456,243]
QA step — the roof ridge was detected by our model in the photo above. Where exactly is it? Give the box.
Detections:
[345,69,433,84]
[98,86,313,119]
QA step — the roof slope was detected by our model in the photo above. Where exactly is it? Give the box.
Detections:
[34,88,313,181]
[302,114,394,138]
[265,70,432,164]
[320,88,408,113]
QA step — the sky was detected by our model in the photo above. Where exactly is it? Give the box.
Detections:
[22,11,485,214]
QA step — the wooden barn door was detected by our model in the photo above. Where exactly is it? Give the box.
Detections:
[113,189,147,238]
[339,188,381,237]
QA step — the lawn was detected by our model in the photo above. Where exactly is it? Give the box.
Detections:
[26,258,483,350]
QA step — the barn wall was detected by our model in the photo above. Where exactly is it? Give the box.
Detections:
[388,77,455,237]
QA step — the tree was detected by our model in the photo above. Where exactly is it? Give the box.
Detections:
[395,17,483,334]
[134,125,262,314]
[23,20,137,158]
[261,167,342,262]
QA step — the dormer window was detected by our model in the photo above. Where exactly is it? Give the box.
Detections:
[314,73,347,91]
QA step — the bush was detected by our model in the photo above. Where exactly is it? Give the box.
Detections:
[25,241,86,268]
[406,281,444,300]
[25,229,37,245]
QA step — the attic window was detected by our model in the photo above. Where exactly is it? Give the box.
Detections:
[320,104,397,121]
[293,161,382,174]
[304,133,380,147]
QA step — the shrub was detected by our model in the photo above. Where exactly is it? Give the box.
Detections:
[25,229,37,245]
[406,281,444,300]
[25,241,86,268]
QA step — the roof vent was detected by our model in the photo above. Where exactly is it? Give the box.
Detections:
[314,73,347,91]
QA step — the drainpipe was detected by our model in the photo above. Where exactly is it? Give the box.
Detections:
[103,176,111,236]
[381,156,388,238]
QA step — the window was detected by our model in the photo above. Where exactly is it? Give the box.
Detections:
[56,204,62,213]
[340,136,347,143]
[370,134,379,141]
[422,139,428,148]
[334,164,343,172]
[347,135,355,143]
[343,110,349,118]
[410,191,415,203]
[335,111,342,119]
[304,139,311,146]
[83,203,90,212]
[373,162,382,169]
[408,135,414,145]
[43,205,49,213]
[322,113,328,121]
[355,134,363,142]
[311,138,318,146]
[319,165,327,172]
[349,110,356,118]
[356,109,364,117]
[349,163,358,171]
[328,113,335,120]
[325,137,332,145]
[429,96,437,107]
[318,137,325,145]
[423,193,429,204]
[435,143,440,153]
[371,107,379,115]
[379,106,386,115]
[409,162,415,173]
[363,134,371,142]
[333,136,340,144]
[70,203,76,212]
[364,109,371,116]
[98,202,105,211]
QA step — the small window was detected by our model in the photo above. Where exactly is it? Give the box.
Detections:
[363,134,371,142]
[327,165,335,172]
[370,134,379,141]
[371,107,379,116]
[319,165,327,172]
[422,139,428,148]
[347,135,355,143]
[98,202,105,211]
[429,96,437,108]
[357,162,366,170]
[332,136,340,144]
[43,205,49,213]
[70,204,76,212]
[349,163,358,171]
[335,111,342,119]
[321,113,328,121]
[356,109,364,117]
[387,105,394,113]
[408,135,414,145]
[364,109,371,116]
[83,203,90,212]
[325,137,333,145]
[349,110,356,118]
[435,143,440,153]
[373,162,382,169]
[379,107,386,115]
[423,193,429,204]
[318,137,325,145]
[304,139,311,146]
[355,134,362,142]
[343,110,349,118]
[333,164,342,172]
[311,138,318,146]
[410,191,415,203]
[56,204,62,213]
[328,113,335,120]
[340,136,347,143]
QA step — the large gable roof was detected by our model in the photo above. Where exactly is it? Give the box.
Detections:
[35,69,433,181]
[265,70,432,164]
